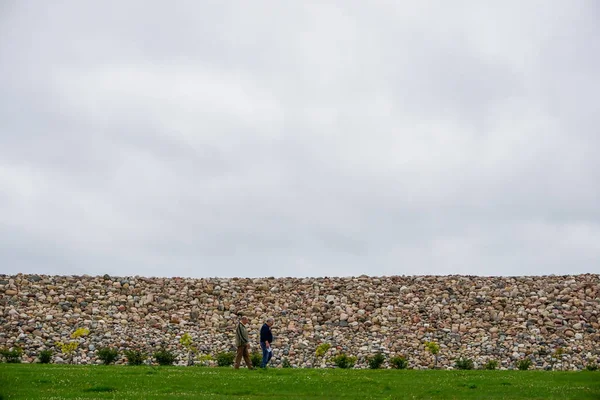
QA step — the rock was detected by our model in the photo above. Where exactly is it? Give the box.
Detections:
[0,273,597,370]
[565,329,575,337]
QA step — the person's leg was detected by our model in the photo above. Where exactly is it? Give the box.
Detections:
[242,344,253,369]
[234,346,243,369]
[260,342,268,368]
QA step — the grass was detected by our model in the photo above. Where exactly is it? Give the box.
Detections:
[0,364,598,399]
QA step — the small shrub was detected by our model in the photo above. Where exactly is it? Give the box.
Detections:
[550,347,565,370]
[424,341,440,368]
[282,357,292,368]
[0,347,23,363]
[179,333,197,366]
[124,349,147,366]
[216,352,235,367]
[585,362,598,371]
[153,348,176,366]
[553,347,564,357]
[424,341,440,355]
[52,328,90,364]
[250,351,262,367]
[455,357,474,370]
[484,360,498,370]
[39,350,53,364]
[55,341,79,363]
[331,353,356,369]
[517,358,532,370]
[179,333,193,349]
[196,353,213,367]
[71,328,90,339]
[315,343,331,358]
[390,355,408,369]
[368,352,386,369]
[96,347,119,365]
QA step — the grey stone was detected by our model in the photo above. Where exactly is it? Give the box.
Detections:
[0,273,597,370]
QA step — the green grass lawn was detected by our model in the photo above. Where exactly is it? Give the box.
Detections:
[0,365,598,399]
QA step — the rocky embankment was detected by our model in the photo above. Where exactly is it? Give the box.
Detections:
[1,274,598,369]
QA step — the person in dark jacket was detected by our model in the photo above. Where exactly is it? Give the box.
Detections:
[259,317,274,368]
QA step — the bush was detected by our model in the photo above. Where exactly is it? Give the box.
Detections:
[39,350,53,364]
[517,358,532,370]
[424,341,440,368]
[484,360,498,370]
[250,351,262,367]
[368,352,386,369]
[196,353,214,367]
[71,328,90,339]
[455,357,474,370]
[179,333,197,366]
[0,347,23,363]
[553,347,564,358]
[153,348,176,366]
[124,349,147,366]
[331,353,356,369]
[585,362,598,371]
[282,357,292,368]
[96,347,119,365]
[216,352,235,367]
[390,355,408,369]
[424,341,440,355]
[315,343,331,358]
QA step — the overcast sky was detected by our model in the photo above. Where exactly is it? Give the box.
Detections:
[1,1,599,279]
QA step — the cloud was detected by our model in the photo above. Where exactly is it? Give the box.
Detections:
[1,1,599,278]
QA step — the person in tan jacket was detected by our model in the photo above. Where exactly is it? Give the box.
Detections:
[234,315,253,369]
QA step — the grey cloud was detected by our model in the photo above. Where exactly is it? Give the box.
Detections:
[1,1,599,278]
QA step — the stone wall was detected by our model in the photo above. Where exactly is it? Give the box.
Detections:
[1,273,598,369]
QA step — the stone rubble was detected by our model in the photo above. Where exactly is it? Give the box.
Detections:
[1,273,598,370]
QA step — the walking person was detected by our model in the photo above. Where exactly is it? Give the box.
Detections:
[260,317,274,368]
[234,315,253,369]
